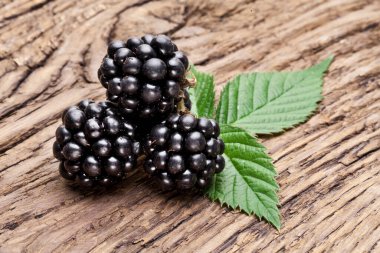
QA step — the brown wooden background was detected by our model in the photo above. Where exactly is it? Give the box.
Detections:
[0,0,379,252]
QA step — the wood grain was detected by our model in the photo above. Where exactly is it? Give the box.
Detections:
[0,0,379,252]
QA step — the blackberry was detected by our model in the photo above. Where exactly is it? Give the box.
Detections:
[53,99,141,187]
[98,34,191,122]
[143,113,225,191]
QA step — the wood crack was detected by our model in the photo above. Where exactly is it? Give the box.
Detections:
[0,0,54,22]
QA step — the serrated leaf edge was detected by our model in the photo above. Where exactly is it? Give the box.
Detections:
[206,125,281,230]
[215,56,333,135]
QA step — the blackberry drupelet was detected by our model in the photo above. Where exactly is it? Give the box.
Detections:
[97,34,191,121]
[53,99,141,187]
[143,113,225,191]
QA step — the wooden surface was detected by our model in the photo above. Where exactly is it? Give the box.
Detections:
[0,0,379,252]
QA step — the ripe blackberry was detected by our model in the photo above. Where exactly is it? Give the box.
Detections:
[98,34,191,121]
[143,113,225,190]
[53,99,141,187]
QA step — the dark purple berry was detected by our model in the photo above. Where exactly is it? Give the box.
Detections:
[101,58,118,77]
[142,58,167,80]
[77,172,94,187]
[197,118,213,139]
[92,138,112,157]
[85,102,104,119]
[105,157,122,177]
[73,132,90,147]
[153,150,168,170]
[107,40,126,58]
[55,126,72,144]
[167,155,185,175]
[99,177,114,187]
[203,160,216,177]
[59,162,76,180]
[83,156,101,177]
[151,35,175,57]
[166,113,180,129]
[121,76,139,95]
[123,160,135,172]
[205,138,220,158]
[185,131,206,153]
[62,142,83,161]
[141,84,161,104]
[107,92,119,103]
[103,115,121,135]
[150,124,170,146]
[168,132,183,152]
[215,155,225,173]
[99,74,109,88]
[164,80,180,98]
[217,139,225,153]
[141,34,155,44]
[114,136,132,158]
[126,37,143,50]
[78,99,94,111]
[53,141,63,160]
[123,123,136,138]
[179,114,197,132]
[64,109,86,130]
[167,57,185,80]
[64,160,81,174]
[108,77,122,95]
[176,170,196,190]
[114,48,133,65]
[188,153,206,172]
[197,177,210,188]
[132,142,141,155]
[135,44,157,61]
[120,97,139,111]
[210,119,220,137]
[144,159,157,175]
[84,118,103,139]
[174,51,189,70]
[122,57,141,75]
[159,172,175,190]
[139,106,156,118]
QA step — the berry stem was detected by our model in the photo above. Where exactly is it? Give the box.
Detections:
[176,70,197,114]
[184,70,197,88]
[177,92,190,114]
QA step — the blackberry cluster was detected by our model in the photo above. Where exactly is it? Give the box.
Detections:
[143,113,225,190]
[52,100,141,187]
[98,34,190,121]
[53,34,225,190]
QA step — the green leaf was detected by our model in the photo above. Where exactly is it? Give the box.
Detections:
[216,56,334,134]
[206,125,281,229]
[188,66,215,118]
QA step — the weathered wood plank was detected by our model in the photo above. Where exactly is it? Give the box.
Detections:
[0,0,379,252]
